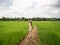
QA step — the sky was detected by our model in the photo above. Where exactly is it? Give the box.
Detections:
[0,0,60,18]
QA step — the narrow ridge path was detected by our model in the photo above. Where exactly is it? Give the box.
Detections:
[19,26,39,45]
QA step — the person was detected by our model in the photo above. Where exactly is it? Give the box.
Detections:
[28,19,32,39]
[29,19,32,32]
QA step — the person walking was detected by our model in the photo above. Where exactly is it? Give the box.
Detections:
[29,19,32,32]
[28,19,32,39]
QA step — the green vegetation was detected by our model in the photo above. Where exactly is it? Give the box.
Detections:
[0,17,60,21]
[0,21,28,45]
[34,21,60,45]
[0,21,60,45]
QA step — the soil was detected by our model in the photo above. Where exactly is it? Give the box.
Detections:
[19,26,39,45]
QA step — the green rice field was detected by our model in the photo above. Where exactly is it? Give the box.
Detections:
[34,21,60,45]
[0,21,28,45]
[0,21,60,45]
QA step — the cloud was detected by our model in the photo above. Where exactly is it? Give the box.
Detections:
[49,0,60,8]
[42,0,60,8]
[0,0,60,18]
[26,1,37,11]
[54,1,60,8]
[0,0,13,9]
[38,0,60,18]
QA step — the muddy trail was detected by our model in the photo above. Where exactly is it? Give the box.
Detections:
[19,26,39,45]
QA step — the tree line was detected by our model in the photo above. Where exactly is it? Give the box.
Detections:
[0,17,60,21]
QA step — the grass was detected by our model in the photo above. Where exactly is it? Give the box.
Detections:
[0,21,28,45]
[34,21,60,45]
[0,21,60,45]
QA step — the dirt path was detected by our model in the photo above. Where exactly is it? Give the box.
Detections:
[19,26,39,45]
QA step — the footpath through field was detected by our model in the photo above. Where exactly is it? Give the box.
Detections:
[19,26,39,45]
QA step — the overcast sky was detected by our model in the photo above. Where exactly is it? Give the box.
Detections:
[0,0,60,18]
